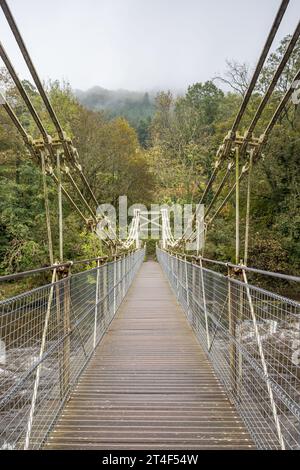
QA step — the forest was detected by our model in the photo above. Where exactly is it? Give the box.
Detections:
[0,34,299,298]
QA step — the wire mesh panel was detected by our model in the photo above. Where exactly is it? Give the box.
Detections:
[157,247,300,450]
[0,248,145,450]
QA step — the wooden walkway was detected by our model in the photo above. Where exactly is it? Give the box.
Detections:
[47,261,253,450]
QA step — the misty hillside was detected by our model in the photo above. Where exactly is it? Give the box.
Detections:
[74,86,155,127]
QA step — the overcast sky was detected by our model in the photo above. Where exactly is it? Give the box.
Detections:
[0,0,299,92]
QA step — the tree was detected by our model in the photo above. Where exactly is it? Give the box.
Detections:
[0,76,155,281]
[136,117,151,148]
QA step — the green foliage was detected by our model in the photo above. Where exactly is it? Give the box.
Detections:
[145,36,300,274]
[0,33,299,286]
[75,87,155,146]
[136,117,151,148]
[145,239,157,259]
[0,71,155,279]
[182,81,224,126]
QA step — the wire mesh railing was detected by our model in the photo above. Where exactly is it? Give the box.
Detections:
[0,248,145,450]
[157,247,300,450]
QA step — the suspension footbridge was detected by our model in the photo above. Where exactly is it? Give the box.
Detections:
[0,0,300,451]
[46,260,253,450]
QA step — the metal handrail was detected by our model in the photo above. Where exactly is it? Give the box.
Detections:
[0,249,138,282]
[163,248,300,282]
[0,248,145,450]
[157,247,300,450]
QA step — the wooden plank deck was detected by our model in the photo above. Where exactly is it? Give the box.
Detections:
[47,260,254,450]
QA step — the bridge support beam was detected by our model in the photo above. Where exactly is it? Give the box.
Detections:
[93,259,100,349]
[199,258,210,349]
[235,146,240,265]
[228,266,238,399]
[58,266,71,399]
[24,268,57,450]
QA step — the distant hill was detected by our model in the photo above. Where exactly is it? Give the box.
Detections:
[74,86,155,128]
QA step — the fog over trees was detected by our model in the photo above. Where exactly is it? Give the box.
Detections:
[0,35,299,298]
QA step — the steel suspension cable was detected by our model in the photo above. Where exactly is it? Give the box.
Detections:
[1,99,31,144]
[0,0,100,208]
[177,1,289,248]
[2,98,99,231]
[204,162,234,217]
[0,0,65,140]
[40,151,54,265]
[229,0,290,138]
[50,173,89,224]
[1,99,87,259]
[0,48,101,234]
[0,40,51,143]
[208,165,248,226]
[1,95,101,238]
[244,149,254,265]
[0,2,135,252]
[235,147,240,264]
[202,69,300,243]
[63,168,97,222]
[200,0,290,200]
[262,68,300,141]
[241,20,300,154]
[191,63,299,241]
[56,151,64,262]
[199,158,223,204]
